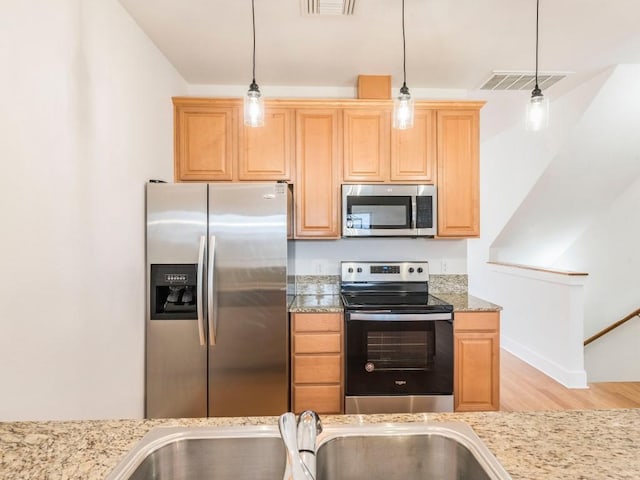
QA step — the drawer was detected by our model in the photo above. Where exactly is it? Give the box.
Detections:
[454,311,499,333]
[293,385,342,414]
[293,313,342,333]
[294,355,341,383]
[294,333,341,354]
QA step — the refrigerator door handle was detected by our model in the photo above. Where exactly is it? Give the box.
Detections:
[196,235,206,346]
[207,235,217,346]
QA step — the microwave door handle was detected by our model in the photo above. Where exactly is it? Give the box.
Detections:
[207,235,217,346]
[411,196,417,229]
[196,235,206,346]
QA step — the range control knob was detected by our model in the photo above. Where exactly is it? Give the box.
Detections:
[408,267,415,273]
[417,267,424,273]
[348,267,354,273]
[357,267,363,273]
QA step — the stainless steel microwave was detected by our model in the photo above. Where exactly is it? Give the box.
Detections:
[342,184,437,237]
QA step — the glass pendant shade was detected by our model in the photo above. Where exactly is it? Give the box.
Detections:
[393,86,414,130]
[244,83,264,127]
[525,89,549,131]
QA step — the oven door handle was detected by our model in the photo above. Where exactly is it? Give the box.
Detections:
[348,313,453,321]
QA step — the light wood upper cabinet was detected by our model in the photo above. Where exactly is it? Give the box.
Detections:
[173,98,484,240]
[294,109,341,239]
[436,109,480,237]
[454,311,500,412]
[174,99,236,181]
[390,108,436,182]
[238,107,294,181]
[174,98,293,182]
[342,108,390,182]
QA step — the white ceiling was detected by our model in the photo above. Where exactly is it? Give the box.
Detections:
[118,0,640,91]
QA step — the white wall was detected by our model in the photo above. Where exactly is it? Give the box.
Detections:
[468,66,640,383]
[554,175,640,381]
[490,66,640,266]
[294,238,468,275]
[485,265,588,388]
[0,0,186,421]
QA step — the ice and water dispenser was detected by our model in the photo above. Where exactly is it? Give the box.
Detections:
[150,264,198,320]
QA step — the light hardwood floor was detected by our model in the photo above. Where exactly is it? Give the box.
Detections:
[500,349,640,411]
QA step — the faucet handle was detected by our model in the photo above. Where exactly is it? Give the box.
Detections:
[298,410,322,435]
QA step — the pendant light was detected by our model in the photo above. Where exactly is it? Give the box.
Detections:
[392,0,414,130]
[244,0,264,127]
[525,0,549,131]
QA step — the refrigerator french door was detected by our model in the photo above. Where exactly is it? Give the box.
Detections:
[146,182,289,418]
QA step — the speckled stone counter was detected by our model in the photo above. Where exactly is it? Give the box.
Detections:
[1,409,639,479]
[436,293,503,312]
[288,293,501,313]
[288,294,343,313]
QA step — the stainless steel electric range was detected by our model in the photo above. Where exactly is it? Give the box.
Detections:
[341,261,454,414]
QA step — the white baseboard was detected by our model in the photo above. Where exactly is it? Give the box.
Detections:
[501,335,588,388]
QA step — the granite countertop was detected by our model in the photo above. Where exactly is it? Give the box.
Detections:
[1,409,639,479]
[436,293,503,312]
[288,294,343,313]
[288,293,501,313]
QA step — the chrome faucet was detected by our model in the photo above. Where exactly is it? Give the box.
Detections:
[279,410,323,480]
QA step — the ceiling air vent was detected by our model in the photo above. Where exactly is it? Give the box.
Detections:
[301,0,356,15]
[480,71,569,91]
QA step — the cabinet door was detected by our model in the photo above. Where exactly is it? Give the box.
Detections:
[436,109,480,237]
[238,107,293,180]
[291,313,343,414]
[454,312,500,412]
[342,109,390,182]
[174,101,236,181]
[390,108,436,182]
[294,109,341,238]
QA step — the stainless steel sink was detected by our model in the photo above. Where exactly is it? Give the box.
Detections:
[106,425,285,480]
[107,422,511,480]
[315,423,510,480]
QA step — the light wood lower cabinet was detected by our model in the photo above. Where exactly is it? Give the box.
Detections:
[291,312,343,414]
[454,311,500,412]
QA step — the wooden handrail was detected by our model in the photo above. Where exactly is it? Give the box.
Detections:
[584,307,640,346]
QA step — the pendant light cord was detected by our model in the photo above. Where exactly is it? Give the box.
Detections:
[534,0,539,89]
[251,0,257,86]
[402,0,407,89]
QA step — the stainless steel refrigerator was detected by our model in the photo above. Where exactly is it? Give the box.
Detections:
[145,181,290,418]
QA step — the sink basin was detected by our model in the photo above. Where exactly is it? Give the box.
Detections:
[316,423,509,480]
[106,425,285,480]
[107,422,510,480]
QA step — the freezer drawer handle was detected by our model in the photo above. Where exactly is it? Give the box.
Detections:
[196,235,206,346]
[208,235,217,346]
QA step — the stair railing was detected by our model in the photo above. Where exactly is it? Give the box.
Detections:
[584,307,640,346]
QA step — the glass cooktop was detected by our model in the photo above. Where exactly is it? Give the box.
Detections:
[341,292,453,312]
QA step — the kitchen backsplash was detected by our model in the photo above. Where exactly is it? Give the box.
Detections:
[295,275,340,295]
[429,274,468,294]
[294,274,467,295]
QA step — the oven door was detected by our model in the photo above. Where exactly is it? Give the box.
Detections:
[345,312,453,396]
